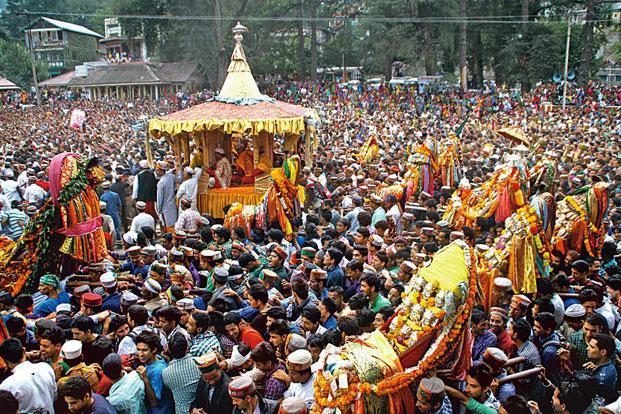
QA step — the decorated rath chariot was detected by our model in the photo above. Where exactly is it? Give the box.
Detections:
[148,23,318,230]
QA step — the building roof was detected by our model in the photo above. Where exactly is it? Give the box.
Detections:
[0,76,20,90]
[27,17,103,38]
[66,62,200,87]
[39,70,75,87]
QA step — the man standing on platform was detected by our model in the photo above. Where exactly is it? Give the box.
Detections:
[155,161,177,232]
[132,160,157,219]
[177,166,202,212]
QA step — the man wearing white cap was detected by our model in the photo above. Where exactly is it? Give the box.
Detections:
[2,169,21,203]
[155,161,177,232]
[282,349,315,409]
[23,175,46,204]
[99,272,121,314]
[132,159,157,219]
[130,200,155,234]
[176,165,202,212]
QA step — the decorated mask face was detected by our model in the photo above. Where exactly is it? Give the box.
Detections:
[422,309,438,327]
[435,290,446,308]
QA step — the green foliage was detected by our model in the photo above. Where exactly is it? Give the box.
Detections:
[0,38,48,86]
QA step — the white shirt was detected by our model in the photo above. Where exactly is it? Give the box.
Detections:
[2,179,21,203]
[130,212,155,233]
[0,360,57,413]
[176,168,202,211]
[284,373,316,409]
[17,171,28,190]
[23,183,47,204]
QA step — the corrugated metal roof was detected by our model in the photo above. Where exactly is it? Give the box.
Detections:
[0,76,19,90]
[39,70,75,87]
[66,62,200,87]
[38,17,103,38]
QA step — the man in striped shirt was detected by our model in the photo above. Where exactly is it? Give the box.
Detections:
[187,312,221,357]
[0,202,28,241]
[162,333,202,414]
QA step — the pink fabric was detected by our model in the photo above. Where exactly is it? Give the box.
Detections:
[55,216,102,237]
[49,152,80,206]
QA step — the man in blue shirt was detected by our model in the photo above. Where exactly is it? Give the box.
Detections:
[532,312,562,387]
[33,274,70,318]
[586,333,618,403]
[135,331,172,414]
[99,181,123,241]
[324,248,345,288]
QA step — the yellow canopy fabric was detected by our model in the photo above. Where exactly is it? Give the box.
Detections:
[418,242,469,294]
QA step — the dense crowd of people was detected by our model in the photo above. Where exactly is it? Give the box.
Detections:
[0,79,620,414]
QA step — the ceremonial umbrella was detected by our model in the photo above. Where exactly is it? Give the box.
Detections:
[496,126,530,146]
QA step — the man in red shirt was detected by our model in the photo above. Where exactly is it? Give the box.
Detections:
[223,312,264,349]
[488,307,517,358]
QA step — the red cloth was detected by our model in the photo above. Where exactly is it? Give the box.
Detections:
[96,374,113,397]
[240,325,264,349]
[35,180,50,192]
[495,329,517,358]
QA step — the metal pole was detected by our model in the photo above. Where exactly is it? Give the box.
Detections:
[562,18,571,111]
[27,30,41,105]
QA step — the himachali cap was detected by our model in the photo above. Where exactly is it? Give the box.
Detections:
[228,376,256,398]
[475,244,490,252]
[127,246,142,255]
[272,245,288,260]
[287,349,312,372]
[123,231,138,245]
[170,248,184,259]
[82,292,103,308]
[101,181,111,189]
[139,160,149,169]
[421,227,435,235]
[121,291,139,307]
[260,269,278,282]
[142,246,157,256]
[231,240,244,250]
[511,294,531,307]
[300,247,316,259]
[402,212,415,220]
[174,230,187,239]
[181,246,194,256]
[450,231,464,240]
[484,347,509,369]
[150,261,168,276]
[99,201,107,210]
[369,234,384,248]
[420,192,432,199]
[310,269,328,280]
[60,340,83,360]
[565,303,586,319]
[144,278,162,294]
[489,306,509,321]
[370,194,382,203]
[279,397,308,414]
[136,201,147,210]
[56,303,72,314]
[436,220,450,229]
[493,277,512,291]
[40,274,60,289]
[193,352,219,372]
[100,272,117,288]
[399,261,416,274]
[176,298,195,311]
[418,377,445,400]
[156,161,168,170]
[170,272,185,283]
[74,285,91,295]
[286,334,307,353]
[214,267,229,283]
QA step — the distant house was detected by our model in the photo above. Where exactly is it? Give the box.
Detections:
[38,70,75,89]
[0,76,20,90]
[98,18,147,62]
[49,61,203,98]
[24,17,103,77]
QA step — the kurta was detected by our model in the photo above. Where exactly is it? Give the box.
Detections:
[177,168,202,212]
[156,172,178,228]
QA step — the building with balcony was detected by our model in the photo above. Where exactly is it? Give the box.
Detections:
[24,17,103,76]
[98,18,148,62]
